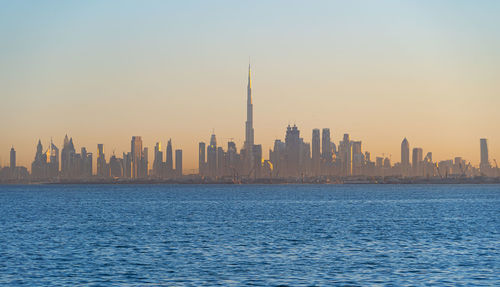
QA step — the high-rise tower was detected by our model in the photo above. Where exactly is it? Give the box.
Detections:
[312,129,320,176]
[243,63,256,177]
[207,134,217,178]
[131,136,143,178]
[245,63,254,148]
[401,137,410,177]
[10,147,16,169]
[480,138,490,171]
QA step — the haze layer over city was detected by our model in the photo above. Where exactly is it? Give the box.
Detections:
[1,1,499,176]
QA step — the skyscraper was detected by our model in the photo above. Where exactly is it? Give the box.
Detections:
[207,134,217,178]
[175,149,182,178]
[480,138,490,172]
[412,147,423,176]
[61,135,76,177]
[243,63,255,175]
[31,140,46,179]
[401,137,410,176]
[10,147,15,169]
[97,144,108,177]
[81,147,93,178]
[217,147,225,177]
[199,142,206,176]
[339,134,352,176]
[401,138,410,165]
[227,141,238,173]
[285,125,301,177]
[153,142,163,177]
[252,144,263,178]
[166,139,173,176]
[142,147,148,177]
[321,128,331,163]
[123,152,132,178]
[109,154,123,178]
[47,140,59,178]
[351,141,363,175]
[312,129,320,176]
[245,63,254,149]
[131,136,143,178]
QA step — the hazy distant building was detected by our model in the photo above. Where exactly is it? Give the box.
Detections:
[312,129,320,176]
[351,141,363,175]
[142,147,148,178]
[61,135,76,178]
[299,140,311,177]
[109,154,123,178]
[166,139,173,177]
[207,134,217,178]
[80,147,93,178]
[199,142,206,176]
[131,136,143,178]
[10,147,15,169]
[123,152,132,178]
[153,142,163,177]
[243,63,256,176]
[480,138,490,172]
[175,149,182,178]
[401,138,410,176]
[217,147,225,177]
[412,147,423,177]
[252,144,263,178]
[97,144,108,177]
[321,128,332,167]
[227,141,238,176]
[285,125,301,177]
[423,152,434,177]
[438,160,453,177]
[269,139,286,177]
[46,140,59,178]
[339,134,352,176]
[1,147,27,181]
[384,157,391,168]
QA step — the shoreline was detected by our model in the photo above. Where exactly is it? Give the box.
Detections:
[2,177,500,185]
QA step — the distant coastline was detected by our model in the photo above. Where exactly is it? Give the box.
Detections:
[2,176,500,185]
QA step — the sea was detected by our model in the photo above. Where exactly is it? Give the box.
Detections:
[0,184,499,286]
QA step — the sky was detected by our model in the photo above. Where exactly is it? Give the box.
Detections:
[1,0,499,171]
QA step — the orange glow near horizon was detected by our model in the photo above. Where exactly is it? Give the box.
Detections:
[1,1,499,171]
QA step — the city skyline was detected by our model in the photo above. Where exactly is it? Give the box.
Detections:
[1,59,499,171]
[1,1,499,169]
[1,64,498,181]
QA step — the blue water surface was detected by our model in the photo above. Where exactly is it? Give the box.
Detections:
[0,184,499,286]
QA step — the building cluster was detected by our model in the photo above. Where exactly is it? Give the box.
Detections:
[150,139,183,179]
[197,130,498,181]
[198,133,263,179]
[0,135,183,181]
[198,65,263,180]
[195,65,498,180]
[95,136,182,179]
[1,65,498,182]
[266,128,369,178]
[31,136,93,179]
[0,147,29,180]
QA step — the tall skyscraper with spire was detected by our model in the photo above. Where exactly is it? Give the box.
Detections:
[245,63,254,148]
[243,63,256,176]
